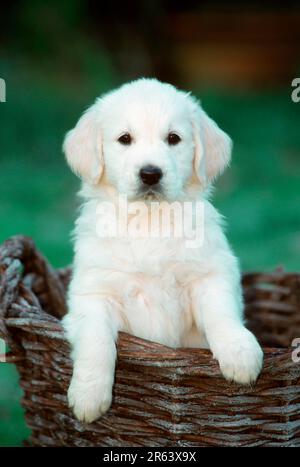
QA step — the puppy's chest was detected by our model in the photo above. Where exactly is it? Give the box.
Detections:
[101,236,203,297]
[120,267,192,347]
[105,239,201,346]
[109,236,196,271]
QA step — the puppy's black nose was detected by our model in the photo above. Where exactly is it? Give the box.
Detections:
[139,165,163,186]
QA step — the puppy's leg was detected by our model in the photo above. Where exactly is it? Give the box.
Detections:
[63,294,118,423]
[191,274,263,384]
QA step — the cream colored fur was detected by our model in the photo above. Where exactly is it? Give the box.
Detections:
[62,79,263,423]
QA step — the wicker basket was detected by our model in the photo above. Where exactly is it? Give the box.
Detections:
[0,236,300,447]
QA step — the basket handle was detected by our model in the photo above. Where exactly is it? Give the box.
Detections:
[0,235,67,321]
[0,236,67,353]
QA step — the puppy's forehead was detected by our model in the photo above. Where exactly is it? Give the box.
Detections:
[100,81,191,133]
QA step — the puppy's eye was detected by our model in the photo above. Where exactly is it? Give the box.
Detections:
[118,133,132,145]
[167,132,181,145]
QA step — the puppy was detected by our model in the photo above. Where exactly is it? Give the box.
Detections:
[62,79,263,423]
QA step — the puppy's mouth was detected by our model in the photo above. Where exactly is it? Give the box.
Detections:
[137,186,165,201]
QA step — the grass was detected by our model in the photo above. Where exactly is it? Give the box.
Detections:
[0,58,299,445]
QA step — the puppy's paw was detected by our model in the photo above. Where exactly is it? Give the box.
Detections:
[215,329,263,385]
[68,375,112,423]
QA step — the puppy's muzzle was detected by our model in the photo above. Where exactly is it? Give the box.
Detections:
[139,165,163,186]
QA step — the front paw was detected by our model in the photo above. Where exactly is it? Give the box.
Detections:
[215,329,263,385]
[68,374,113,423]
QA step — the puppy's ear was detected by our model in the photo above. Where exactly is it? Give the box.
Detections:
[63,103,103,184]
[190,98,232,186]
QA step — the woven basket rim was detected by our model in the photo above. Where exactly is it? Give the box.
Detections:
[1,235,299,359]
[1,236,300,447]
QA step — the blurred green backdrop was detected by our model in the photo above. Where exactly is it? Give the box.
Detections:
[0,0,300,446]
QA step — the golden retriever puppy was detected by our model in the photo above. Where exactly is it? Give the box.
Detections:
[62,79,263,423]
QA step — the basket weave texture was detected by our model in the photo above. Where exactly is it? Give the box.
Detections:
[0,235,300,447]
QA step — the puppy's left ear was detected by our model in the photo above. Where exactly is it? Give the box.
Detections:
[63,103,103,184]
[190,98,232,186]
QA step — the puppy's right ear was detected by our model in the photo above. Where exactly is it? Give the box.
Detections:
[63,103,103,184]
[188,97,232,187]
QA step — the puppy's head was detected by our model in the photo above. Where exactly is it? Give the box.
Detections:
[64,79,232,199]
